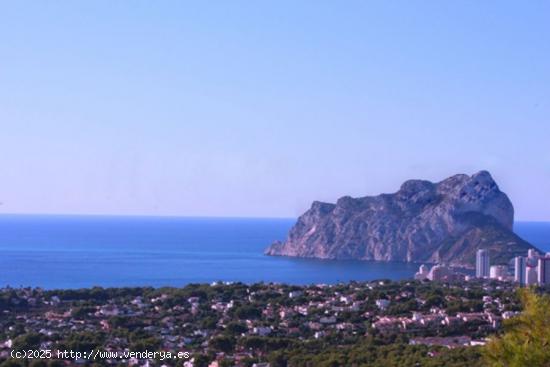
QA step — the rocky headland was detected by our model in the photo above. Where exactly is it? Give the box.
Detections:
[265,171,536,268]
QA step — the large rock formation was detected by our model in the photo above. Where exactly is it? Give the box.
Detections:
[266,171,535,268]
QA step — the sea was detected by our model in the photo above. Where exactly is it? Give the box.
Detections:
[0,215,549,289]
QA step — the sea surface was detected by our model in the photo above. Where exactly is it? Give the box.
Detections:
[0,215,549,289]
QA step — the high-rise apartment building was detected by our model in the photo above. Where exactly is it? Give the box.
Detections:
[476,249,490,278]
[537,256,550,285]
[514,256,526,285]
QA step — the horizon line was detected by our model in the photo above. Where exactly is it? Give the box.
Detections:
[0,211,549,223]
[0,212,296,220]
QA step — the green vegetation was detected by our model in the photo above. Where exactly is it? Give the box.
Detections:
[265,341,482,367]
[1,281,548,366]
[484,288,550,367]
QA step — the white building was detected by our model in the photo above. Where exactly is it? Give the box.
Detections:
[525,265,538,286]
[314,331,325,339]
[526,249,540,268]
[252,327,272,336]
[414,265,429,280]
[476,249,490,278]
[375,299,391,310]
[288,291,303,298]
[427,265,452,281]
[489,265,507,280]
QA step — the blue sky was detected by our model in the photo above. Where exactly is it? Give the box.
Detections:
[0,1,549,220]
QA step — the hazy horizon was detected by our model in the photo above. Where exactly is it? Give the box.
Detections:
[1,212,550,224]
[1,1,549,220]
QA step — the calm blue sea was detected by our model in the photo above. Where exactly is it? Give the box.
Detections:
[0,215,549,289]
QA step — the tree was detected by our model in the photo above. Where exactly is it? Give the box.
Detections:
[484,288,550,367]
[268,351,288,367]
[11,332,42,350]
[225,321,248,335]
[209,336,236,353]
[233,305,262,320]
[193,354,212,367]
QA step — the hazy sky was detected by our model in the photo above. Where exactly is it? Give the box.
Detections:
[1,1,549,220]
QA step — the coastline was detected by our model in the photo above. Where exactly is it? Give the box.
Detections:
[0,216,548,289]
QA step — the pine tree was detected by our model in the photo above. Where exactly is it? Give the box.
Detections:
[484,288,550,366]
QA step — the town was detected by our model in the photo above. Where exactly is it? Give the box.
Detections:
[414,248,550,286]
[2,265,548,367]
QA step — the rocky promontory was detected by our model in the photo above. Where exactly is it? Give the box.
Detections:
[265,171,535,268]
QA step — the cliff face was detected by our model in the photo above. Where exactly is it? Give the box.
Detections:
[265,171,535,268]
